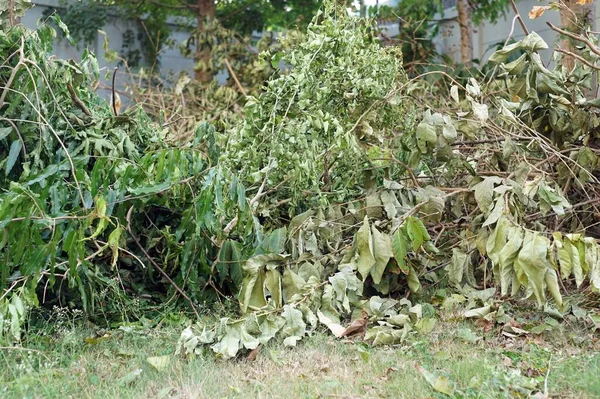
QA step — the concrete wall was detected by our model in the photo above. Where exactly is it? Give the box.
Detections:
[434,0,600,64]
[23,1,196,99]
[23,0,600,84]
[371,0,599,65]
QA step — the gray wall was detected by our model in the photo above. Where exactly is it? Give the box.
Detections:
[434,0,600,64]
[24,0,600,87]
[23,1,196,99]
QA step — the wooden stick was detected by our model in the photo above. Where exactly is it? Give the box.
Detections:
[224,58,248,97]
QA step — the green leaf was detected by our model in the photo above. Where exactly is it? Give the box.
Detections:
[472,176,502,214]
[6,140,22,176]
[417,365,455,396]
[0,126,12,140]
[129,182,170,195]
[356,217,375,281]
[406,217,426,252]
[498,225,524,296]
[392,227,409,274]
[448,248,468,286]
[516,232,551,307]
[257,227,287,255]
[370,226,393,285]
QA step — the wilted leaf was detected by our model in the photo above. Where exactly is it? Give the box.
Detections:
[356,217,375,281]
[146,355,171,372]
[456,328,482,343]
[370,226,393,284]
[408,265,421,293]
[498,226,524,296]
[416,365,455,395]
[471,102,489,122]
[472,176,502,214]
[317,310,345,338]
[516,232,551,307]
[416,121,437,153]
[449,248,469,286]
[529,6,550,19]
[464,305,492,318]
[341,312,368,338]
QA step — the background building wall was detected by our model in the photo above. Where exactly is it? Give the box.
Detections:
[23,1,197,99]
[23,0,600,83]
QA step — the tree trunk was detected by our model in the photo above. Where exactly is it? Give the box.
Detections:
[456,0,473,67]
[194,0,216,83]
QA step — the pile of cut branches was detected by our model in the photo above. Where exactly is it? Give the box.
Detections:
[179,3,600,359]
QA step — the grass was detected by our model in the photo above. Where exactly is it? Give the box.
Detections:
[1,311,599,399]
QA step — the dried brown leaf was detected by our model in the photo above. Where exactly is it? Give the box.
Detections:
[529,6,550,19]
[247,344,261,361]
[341,311,368,338]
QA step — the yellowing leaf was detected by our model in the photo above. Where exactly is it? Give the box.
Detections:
[370,226,393,284]
[577,0,593,4]
[356,217,375,281]
[146,355,171,372]
[416,365,455,395]
[516,232,551,307]
[317,310,345,338]
[529,6,550,19]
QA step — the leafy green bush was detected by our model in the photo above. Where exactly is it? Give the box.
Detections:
[0,21,252,341]
[222,3,418,219]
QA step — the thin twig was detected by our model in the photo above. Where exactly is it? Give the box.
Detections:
[555,48,600,70]
[510,0,529,36]
[67,84,92,116]
[547,22,600,58]
[224,58,247,97]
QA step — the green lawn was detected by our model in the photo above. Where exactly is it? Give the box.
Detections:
[1,316,599,399]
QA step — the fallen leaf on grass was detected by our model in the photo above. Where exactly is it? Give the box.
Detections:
[317,311,345,338]
[416,364,455,396]
[341,311,368,338]
[464,305,491,318]
[247,344,261,361]
[118,368,143,386]
[146,355,171,372]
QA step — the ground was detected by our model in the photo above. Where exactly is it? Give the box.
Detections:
[1,308,599,399]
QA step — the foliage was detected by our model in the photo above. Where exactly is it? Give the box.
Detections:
[42,0,108,48]
[179,7,600,358]
[469,0,510,25]
[0,0,31,29]
[80,0,320,70]
[0,21,253,341]
[376,0,442,75]
[222,3,416,218]
[3,0,600,362]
